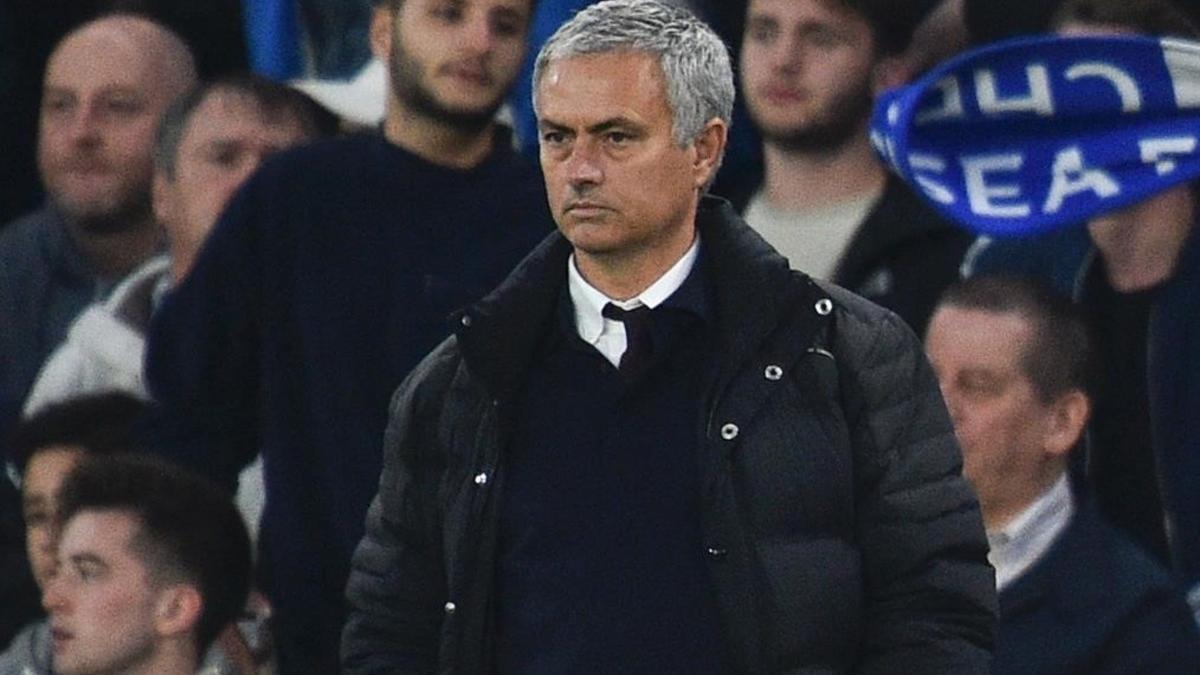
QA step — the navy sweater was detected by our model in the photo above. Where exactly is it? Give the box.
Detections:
[145,132,553,674]
[495,266,730,673]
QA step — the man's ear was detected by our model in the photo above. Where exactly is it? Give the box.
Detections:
[1044,390,1090,458]
[691,117,729,190]
[369,4,396,62]
[154,584,203,639]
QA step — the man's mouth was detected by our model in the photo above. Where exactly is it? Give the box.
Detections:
[761,84,806,104]
[565,201,611,216]
[50,626,73,651]
[444,64,492,87]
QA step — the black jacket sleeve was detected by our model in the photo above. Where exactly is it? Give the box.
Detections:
[829,289,997,672]
[341,341,461,674]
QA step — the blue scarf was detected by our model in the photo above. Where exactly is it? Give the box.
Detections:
[871,35,1200,237]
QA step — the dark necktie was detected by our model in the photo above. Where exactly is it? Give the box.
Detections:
[602,303,653,378]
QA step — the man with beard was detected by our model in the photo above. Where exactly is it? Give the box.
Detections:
[143,0,551,672]
[0,15,197,464]
[722,0,970,335]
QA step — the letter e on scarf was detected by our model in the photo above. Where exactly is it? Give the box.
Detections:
[963,153,1030,217]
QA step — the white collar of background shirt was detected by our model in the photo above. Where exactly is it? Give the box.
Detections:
[987,472,1075,592]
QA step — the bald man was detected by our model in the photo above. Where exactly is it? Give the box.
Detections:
[0,15,196,461]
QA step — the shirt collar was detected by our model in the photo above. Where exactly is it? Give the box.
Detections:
[987,473,1075,591]
[568,234,702,345]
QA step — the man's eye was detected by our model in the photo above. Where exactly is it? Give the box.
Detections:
[23,510,47,527]
[491,16,520,37]
[210,149,240,168]
[103,98,143,116]
[541,131,566,145]
[42,97,73,115]
[432,4,463,22]
[746,22,777,45]
[960,376,999,397]
[606,132,630,144]
[76,563,101,581]
[804,29,841,49]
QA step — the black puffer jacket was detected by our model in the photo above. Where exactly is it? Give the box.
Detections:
[343,198,996,674]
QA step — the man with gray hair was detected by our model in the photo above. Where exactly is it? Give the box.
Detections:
[343,1,996,672]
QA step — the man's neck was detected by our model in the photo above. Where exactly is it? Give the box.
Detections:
[575,217,699,302]
[382,98,498,170]
[67,214,162,281]
[120,642,198,675]
[1088,186,1195,293]
[760,130,886,212]
[982,466,1066,533]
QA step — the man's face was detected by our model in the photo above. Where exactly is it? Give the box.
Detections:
[21,446,85,591]
[42,510,161,675]
[38,23,187,231]
[537,52,714,267]
[925,307,1057,513]
[740,0,878,151]
[377,0,531,130]
[155,89,312,281]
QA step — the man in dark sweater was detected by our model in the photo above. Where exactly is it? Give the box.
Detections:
[343,1,996,672]
[143,0,551,672]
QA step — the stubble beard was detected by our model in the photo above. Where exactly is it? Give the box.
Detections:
[389,38,504,135]
[755,84,873,155]
[52,185,153,236]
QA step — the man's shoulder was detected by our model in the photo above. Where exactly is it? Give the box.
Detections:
[1006,503,1185,618]
[0,206,62,265]
[812,279,915,351]
[254,133,393,183]
[1057,504,1182,597]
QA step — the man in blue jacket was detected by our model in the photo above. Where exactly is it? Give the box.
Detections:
[927,275,1200,672]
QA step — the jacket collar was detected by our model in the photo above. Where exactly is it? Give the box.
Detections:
[454,196,797,402]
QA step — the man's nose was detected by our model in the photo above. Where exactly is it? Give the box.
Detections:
[462,16,499,54]
[41,572,67,613]
[565,142,603,187]
[65,105,102,146]
[769,35,805,73]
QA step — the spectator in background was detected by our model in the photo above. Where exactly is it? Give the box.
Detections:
[143,0,553,671]
[0,393,148,671]
[720,0,970,335]
[41,453,251,675]
[22,75,335,417]
[961,0,1200,607]
[0,1,246,226]
[0,15,196,463]
[926,276,1200,673]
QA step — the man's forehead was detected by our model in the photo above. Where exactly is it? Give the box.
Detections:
[400,0,534,19]
[60,509,140,552]
[747,0,866,26]
[183,93,308,147]
[45,18,188,96]
[536,53,668,126]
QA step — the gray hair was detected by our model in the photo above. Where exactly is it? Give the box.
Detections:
[532,0,734,147]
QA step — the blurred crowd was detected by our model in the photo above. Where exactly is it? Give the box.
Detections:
[2,0,1200,673]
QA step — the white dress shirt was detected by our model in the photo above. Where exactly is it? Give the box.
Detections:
[567,235,701,367]
[987,474,1075,591]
